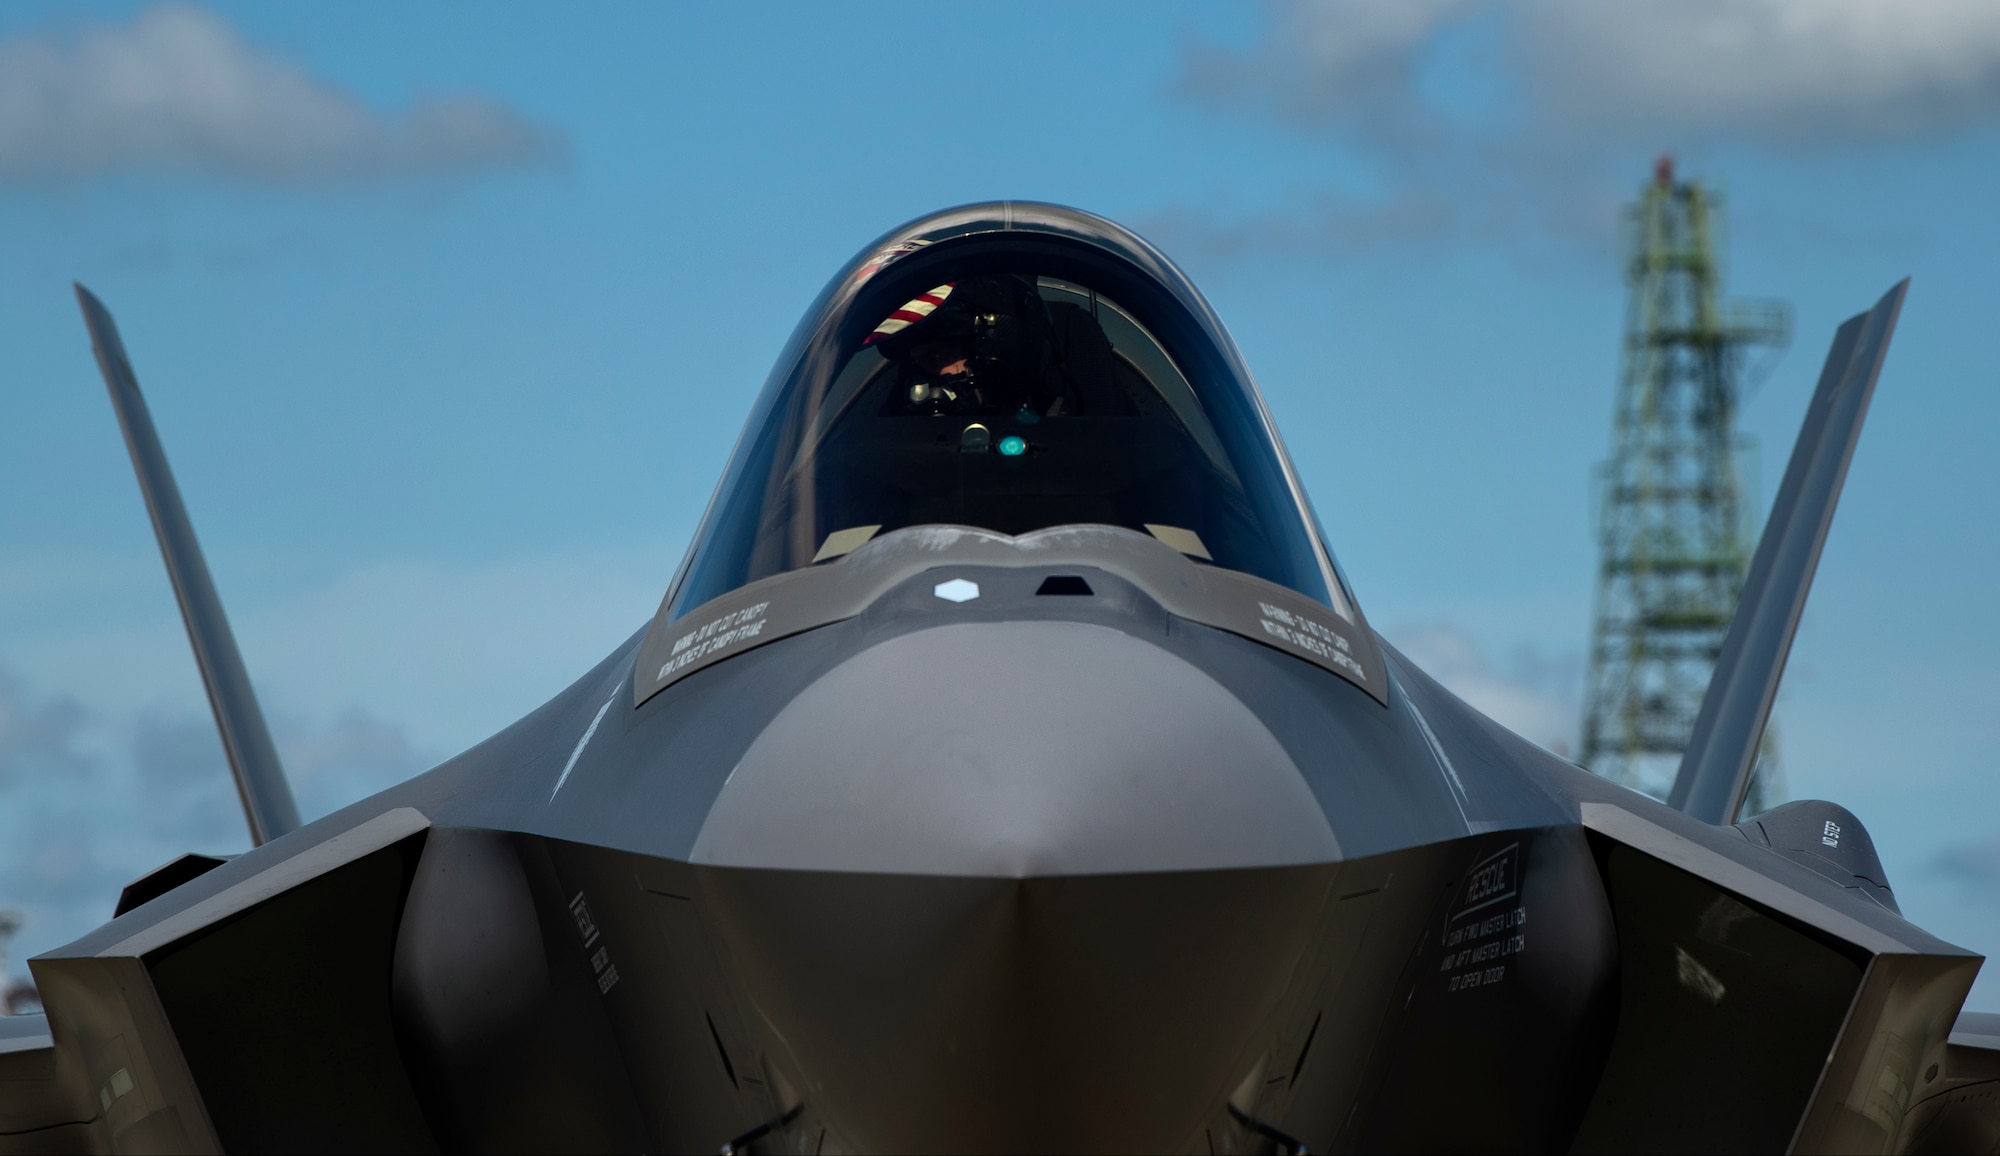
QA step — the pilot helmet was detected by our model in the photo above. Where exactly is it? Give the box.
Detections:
[868,274,1055,406]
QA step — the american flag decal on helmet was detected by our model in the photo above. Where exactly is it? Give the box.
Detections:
[865,284,954,345]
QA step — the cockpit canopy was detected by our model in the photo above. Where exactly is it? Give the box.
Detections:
[666,203,1359,622]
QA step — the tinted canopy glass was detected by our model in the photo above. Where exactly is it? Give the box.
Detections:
[670,214,1350,620]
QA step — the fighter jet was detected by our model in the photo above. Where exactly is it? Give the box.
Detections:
[1,203,1994,1154]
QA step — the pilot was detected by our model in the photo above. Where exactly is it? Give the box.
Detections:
[870,275,1075,418]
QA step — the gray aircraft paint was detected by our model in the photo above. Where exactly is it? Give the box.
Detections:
[635,524,1386,708]
[690,620,1341,876]
[6,206,1995,1155]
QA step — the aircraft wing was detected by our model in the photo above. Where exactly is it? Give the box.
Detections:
[1570,790,1988,1153]
[1,808,434,1151]
[1383,631,1994,1154]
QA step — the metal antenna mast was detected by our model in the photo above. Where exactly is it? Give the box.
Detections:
[1580,157,1790,806]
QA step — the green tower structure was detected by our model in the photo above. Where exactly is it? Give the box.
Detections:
[1580,157,1790,807]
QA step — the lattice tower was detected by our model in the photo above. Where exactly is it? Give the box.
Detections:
[1580,158,1790,809]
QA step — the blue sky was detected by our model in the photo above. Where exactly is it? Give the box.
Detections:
[1,1,1997,1005]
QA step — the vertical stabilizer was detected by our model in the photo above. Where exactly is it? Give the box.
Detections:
[74,285,300,846]
[1668,280,1908,824]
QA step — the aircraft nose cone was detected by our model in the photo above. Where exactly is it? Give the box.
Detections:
[690,620,1339,875]
[689,622,1341,1152]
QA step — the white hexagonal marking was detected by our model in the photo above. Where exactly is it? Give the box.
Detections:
[933,578,980,603]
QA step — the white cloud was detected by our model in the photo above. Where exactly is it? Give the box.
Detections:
[1179,0,1483,129]
[0,4,565,185]
[1524,0,2000,144]
[0,669,90,789]
[1167,0,2000,254]
[1386,622,1581,757]
[0,541,660,982]
[0,661,437,987]
[1192,0,2000,145]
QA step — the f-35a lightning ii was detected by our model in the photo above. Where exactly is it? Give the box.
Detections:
[2,203,1995,1154]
